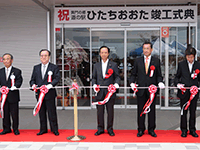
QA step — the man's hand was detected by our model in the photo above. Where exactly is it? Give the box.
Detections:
[93,84,100,93]
[158,82,165,89]
[46,84,53,90]
[177,83,186,93]
[32,84,38,92]
[10,86,17,91]
[114,83,119,89]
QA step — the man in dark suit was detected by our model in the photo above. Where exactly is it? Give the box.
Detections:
[174,46,200,137]
[30,49,61,136]
[130,41,165,137]
[92,46,120,136]
[0,53,23,135]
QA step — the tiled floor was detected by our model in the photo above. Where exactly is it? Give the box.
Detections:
[0,142,200,150]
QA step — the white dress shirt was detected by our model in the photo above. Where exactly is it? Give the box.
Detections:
[187,60,194,73]
[41,62,49,78]
[102,59,109,78]
[5,66,12,80]
[144,55,151,69]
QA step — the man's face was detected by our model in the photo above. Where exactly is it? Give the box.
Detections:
[40,50,50,65]
[99,47,109,61]
[3,54,13,68]
[186,54,195,64]
[143,44,153,57]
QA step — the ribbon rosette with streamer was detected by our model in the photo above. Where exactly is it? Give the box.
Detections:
[92,84,116,105]
[48,71,53,82]
[10,74,15,87]
[0,86,9,118]
[33,85,49,116]
[181,86,198,115]
[149,65,155,77]
[140,84,157,117]
[69,82,79,94]
[105,69,113,79]
[192,69,200,79]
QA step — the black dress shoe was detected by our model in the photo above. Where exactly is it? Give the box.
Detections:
[53,131,59,136]
[181,131,187,137]
[137,131,144,137]
[190,131,198,137]
[0,130,11,135]
[94,130,104,136]
[37,131,47,135]
[14,130,20,135]
[108,130,115,136]
[148,131,157,137]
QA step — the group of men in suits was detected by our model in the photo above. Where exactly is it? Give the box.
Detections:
[92,42,199,138]
[0,49,60,136]
[0,43,199,138]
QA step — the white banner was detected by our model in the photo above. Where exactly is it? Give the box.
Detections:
[54,6,197,24]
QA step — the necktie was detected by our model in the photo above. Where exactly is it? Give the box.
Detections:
[145,57,148,74]
[6,68,9,80]
[42,65,46,79]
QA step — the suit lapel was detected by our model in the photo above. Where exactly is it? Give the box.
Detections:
[39,64,42,79]
[191,61,197,74]
[141,57,146,75]
[148,56,154,75]
[2,68,7,81]
[99,62,103,79]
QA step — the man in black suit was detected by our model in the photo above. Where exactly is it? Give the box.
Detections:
[92,46,120,136]
[130,41,165,137]
[30,49,61,136]
[0,53,23,135]
[174,46,200,137]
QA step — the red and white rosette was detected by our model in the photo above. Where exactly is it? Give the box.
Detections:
[192,69,200,79]
[181,86,198,115]
[140,84,157,117]
[69,82,79,94]
[33,85,49,116]
[92,84,116,105]
[105,69,113,79]
[10,74,15,87]
[149,65,155,77]
[0,86,9,118]
[48,71,53,82]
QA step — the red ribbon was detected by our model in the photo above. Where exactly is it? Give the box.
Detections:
[92,84,116,105]
[149,65,155,77]
[140,85,157,117]
[0,86,9,118]
[185,86,198,110]
[193,69,200,79]
[105,69,113,79]
[33,85,49,116]
[69,82,79,94]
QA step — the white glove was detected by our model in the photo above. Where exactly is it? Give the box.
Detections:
[10,86,17,91]
[177,83,184,89]
[130,83,138,91]
[46,84,53,90]
[114,83,119,89]
[31,84,38,92]
[93,84,100,96]
[158,82,165,89]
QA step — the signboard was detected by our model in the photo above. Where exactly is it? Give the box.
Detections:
[161,27,169,38]
[55,6,197,24]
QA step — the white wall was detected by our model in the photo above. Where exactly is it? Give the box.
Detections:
[0,5,47,107]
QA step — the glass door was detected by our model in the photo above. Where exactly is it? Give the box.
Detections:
[91,28,125,108]
[126,28,161,108]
